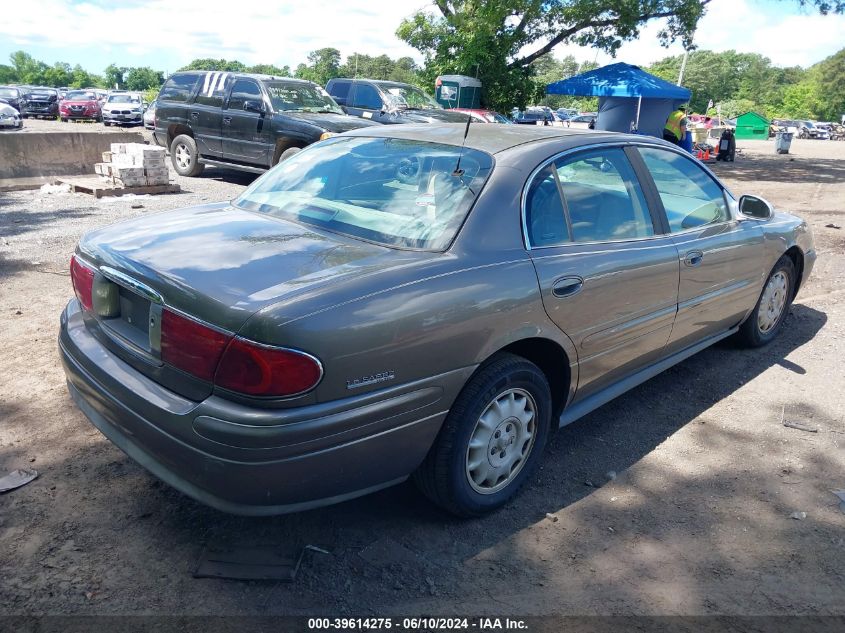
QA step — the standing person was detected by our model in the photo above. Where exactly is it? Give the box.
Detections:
[663,106,688,145]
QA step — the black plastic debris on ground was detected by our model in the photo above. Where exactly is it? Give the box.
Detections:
[194,545,304,581]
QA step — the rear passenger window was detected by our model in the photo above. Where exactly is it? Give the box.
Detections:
[329,81,351,104]
[351,84,383,110]
[228,79,263,111]
[637,147,728,232]
[195,72,230,107]
[159,74,199,103]
[525,165,569,247]
[555,149,653,243]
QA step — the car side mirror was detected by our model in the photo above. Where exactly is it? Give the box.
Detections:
[739,195,774,220]
[243,100,265,114]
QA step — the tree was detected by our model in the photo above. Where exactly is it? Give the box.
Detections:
[248,63,292,76]
[104,64,127,89]
[397,0,843,111]
[0,64,18,84]
[125,67,164,91]
[43,62,73,87]
[70,64,95,88]
[179,58,247,72]
[295,48,341,85]
[806,49,845,121]
[9,51,47,85]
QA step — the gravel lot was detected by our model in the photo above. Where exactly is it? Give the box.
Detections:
[1,123,843,618]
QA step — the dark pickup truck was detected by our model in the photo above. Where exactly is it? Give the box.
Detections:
[154,71,379,176]
[325,78,469,125]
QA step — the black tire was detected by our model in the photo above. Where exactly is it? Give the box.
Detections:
[413,353,552,517]
[170,134,204,177]
[103,121,110,127]
[275,146,301,165]
[60,117,67,123]
[736,255,796,347]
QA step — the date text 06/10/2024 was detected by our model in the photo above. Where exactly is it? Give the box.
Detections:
[307,617,529,631]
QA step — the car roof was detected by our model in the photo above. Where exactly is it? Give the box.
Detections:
[330,78,414,89]
[340,122,646,155]
[170,70,311,84]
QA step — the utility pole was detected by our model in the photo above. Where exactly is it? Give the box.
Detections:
[678,49,689,86]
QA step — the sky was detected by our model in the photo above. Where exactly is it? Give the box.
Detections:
[0,0,843,78]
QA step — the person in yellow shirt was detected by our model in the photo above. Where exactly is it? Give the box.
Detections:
[663,107,688,145]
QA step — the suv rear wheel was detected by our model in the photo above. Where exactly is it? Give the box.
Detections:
[170,134,204,177]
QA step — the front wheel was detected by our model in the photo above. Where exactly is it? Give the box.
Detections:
[736,255,796,347]
[413,353,552,517]
[170,134,204,177]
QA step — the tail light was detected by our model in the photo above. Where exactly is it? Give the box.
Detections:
[70,255,95,311]
[159,309,322,397]
[160,309,231,382]
[215,338,323,397]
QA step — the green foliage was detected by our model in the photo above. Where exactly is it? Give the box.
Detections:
[125,67,164,91]
[104,64,127,89]
[398,0,843,112]
[179,58,247,72]
[807,49,845,121]
[294,48,341,85]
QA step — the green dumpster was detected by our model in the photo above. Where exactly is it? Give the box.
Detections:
[435,75,482,109]
[734,111,770,140]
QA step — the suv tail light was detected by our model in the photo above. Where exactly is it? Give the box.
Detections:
[70,255,95,311]
[159,309,322,397]
[215,339,323,397]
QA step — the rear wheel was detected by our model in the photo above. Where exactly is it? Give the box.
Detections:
[413,353,551,517]
[170,134,204,177]
[736,255,796,347]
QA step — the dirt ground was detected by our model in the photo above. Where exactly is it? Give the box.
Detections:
[1,128,844,618]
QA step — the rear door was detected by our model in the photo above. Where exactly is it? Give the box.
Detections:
[526,146,681,399]
[634,145,767,352]
[188,72,230,159]
[222,78,274,165]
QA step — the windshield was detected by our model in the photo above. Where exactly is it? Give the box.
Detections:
[0,88,18,98]
[265,81,343,114]
[233,137,493,250]
[108,95,141,103]
[29,89,56,97]
[66,91,96,100]
[490,112,512,124]
[382,84,441,110]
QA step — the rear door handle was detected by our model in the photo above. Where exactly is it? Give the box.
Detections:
[684,250,704,267]
[552,276,584,298]
[190,111,199,119]
[223,116,231,125]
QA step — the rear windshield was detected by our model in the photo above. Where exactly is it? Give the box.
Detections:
[264,81,343,114]
[233,137,493,250]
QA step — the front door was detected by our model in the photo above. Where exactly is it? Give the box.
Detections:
[634,146,767,352]
[222,78,274,166]
[526,146,680,399]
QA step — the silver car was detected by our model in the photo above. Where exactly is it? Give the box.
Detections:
[60,125,816,517]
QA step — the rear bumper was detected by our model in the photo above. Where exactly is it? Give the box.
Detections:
[59,300,458,515]
[103,113,143,124]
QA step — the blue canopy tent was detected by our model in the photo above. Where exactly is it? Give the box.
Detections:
[546,62,691,140]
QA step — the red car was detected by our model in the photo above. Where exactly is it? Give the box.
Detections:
[59,90,102,122]
[452,108,513,124]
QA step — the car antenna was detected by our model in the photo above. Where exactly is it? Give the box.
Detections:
[452,64,479,178]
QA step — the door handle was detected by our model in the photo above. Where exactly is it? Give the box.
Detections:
[552,276,584,298]
[684,250,704,267]
[190,111,199,119]
[223,116,231,125]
